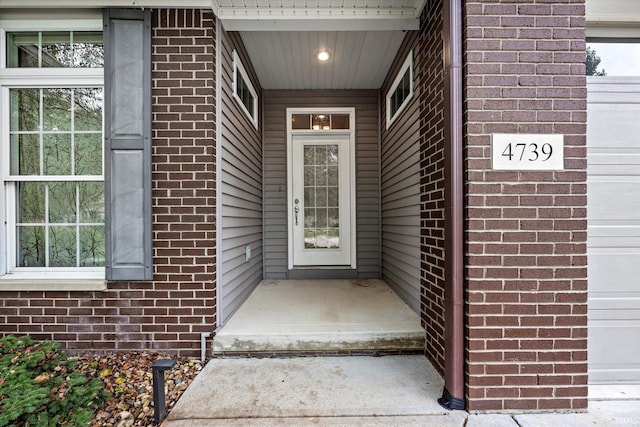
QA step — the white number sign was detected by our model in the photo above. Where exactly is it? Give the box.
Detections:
[491,134,564,171]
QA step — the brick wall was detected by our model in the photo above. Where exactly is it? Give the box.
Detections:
[419,0,447,375]
[0,9,217,358]
[464,1,588,410]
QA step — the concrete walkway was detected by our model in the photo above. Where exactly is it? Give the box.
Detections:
[161,355,640,426]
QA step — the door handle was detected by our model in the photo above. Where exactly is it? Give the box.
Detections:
[294,198,300,226]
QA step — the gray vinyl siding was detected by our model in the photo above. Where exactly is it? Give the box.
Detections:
[263,90,380,279]
[380,31,421,313]
[219,28,263,324]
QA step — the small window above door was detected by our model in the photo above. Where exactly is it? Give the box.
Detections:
[291,113,350,130]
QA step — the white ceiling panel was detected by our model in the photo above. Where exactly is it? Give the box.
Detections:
[240,30,406,89]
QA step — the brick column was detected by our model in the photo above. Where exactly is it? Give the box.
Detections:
[419,0,447,376]
[464,1,588,410]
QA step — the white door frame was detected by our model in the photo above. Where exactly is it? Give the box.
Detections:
[286,107,356,270]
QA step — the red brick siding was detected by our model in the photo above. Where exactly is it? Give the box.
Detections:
[0,9,217,358]
[419,0,446,375]
[464,1,588,411]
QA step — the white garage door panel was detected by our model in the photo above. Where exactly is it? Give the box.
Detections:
[588,108,640,147]
[588,182,640,220]
[589,325,640,383]
[587,76,640,383]
[588,253,640,293]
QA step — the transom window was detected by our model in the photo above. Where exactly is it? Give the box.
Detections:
[7,31,104,68]
[386,50,414,129]
[232,50,258,128]
[1,27,104,279]
[291,113,350,131]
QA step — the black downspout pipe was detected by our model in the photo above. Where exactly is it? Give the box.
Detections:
[438,0,465,411]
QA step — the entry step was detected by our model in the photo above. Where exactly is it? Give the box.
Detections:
[212,279,426,354]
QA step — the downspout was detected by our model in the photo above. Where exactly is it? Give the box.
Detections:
[438,0,465,411]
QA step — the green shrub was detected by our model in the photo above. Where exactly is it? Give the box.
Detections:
[0,335,111,427]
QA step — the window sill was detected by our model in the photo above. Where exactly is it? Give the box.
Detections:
[0,278,107,292]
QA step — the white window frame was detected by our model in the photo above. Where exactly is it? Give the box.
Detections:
[386,50,414,129]
[232,49,258,128]
[0,19,106,289]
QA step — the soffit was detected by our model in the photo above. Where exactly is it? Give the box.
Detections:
[219,2,423,90]
[239,30,406,89]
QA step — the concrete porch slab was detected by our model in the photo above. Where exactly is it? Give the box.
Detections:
[162,355,452,425]
[213,279,425,353]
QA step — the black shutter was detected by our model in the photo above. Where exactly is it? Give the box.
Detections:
[104,8,152,281]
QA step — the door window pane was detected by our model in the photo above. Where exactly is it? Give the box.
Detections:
[303,144,340,249]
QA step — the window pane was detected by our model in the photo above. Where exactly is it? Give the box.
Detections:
[73,32,104,68]
[17,226,46,267]
[43,88,72,132]
[6,32,39,68]
[18,182,45,223]
[588,42,640,77]
[10,89,40,132]
[75,88,103,131]
[237,72,254,117]
[79,182,104,223]
[80,225,105,266]
[49,226,77,267]
[42,32,71,67]
[49,182,77,223]
[11,134,40,176]
[331,114,349,130]
[302,144,340,249]
[292,114,311,130]
[44,134,72,175]
[75,133,103,176]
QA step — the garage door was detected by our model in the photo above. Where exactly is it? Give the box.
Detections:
[588,76,640,383]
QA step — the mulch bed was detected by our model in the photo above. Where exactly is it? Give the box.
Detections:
[72,352,203,427]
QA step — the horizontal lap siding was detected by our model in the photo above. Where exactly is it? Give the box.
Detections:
[219,28,263,324]
[381,31,421,314]
[263,90,380,279]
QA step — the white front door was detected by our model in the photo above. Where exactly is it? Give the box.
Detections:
[290,134,353,267]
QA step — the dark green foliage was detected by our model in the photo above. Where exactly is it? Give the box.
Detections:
[0,335,111,427]
[586,47,607,76]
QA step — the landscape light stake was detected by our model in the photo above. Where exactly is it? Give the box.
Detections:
[153,359,177,423]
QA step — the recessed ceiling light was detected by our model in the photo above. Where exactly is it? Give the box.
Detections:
[317,50,331,62]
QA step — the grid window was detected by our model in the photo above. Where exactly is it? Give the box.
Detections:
[1,26,104,278]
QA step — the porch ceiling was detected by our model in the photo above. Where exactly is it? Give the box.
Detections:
[221,1,425,90]
[239,30,406,89]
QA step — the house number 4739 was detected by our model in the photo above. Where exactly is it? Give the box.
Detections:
[502,142,553,162]
[491,134,564,171]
